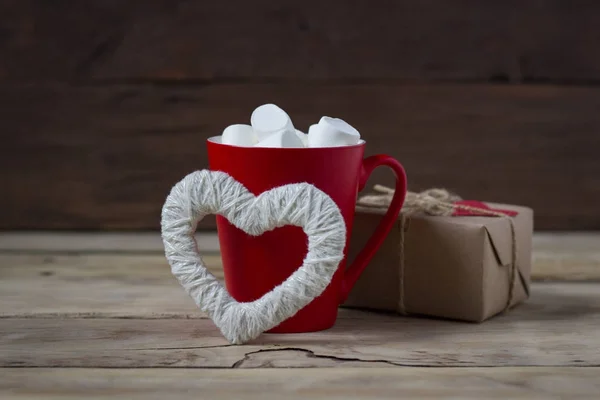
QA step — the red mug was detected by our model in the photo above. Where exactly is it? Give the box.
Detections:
[207,137,407,333]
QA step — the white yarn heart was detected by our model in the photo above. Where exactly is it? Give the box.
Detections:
[160,170,346,344]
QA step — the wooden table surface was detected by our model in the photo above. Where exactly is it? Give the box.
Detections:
[1,232,599,399]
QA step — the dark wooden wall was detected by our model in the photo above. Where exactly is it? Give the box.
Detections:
[1,0,600,231]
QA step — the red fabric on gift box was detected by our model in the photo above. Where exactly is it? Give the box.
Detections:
[452,200,519,217]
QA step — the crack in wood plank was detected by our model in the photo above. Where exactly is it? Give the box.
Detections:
[1,307,599,368]
[231,347,413,368]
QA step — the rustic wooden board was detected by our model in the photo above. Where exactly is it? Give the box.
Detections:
[1,282,599,368]
[1,368,599,399]
[0,233,598,396]
[2,232,599,283]
[0,231,600,268]
[2,83,600,230]
[0,253,221,316]
[2,1,600,82]
[0,232,219,253]
[532,233,600,281]
[0,232,598,317]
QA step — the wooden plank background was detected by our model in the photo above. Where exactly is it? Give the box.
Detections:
[1,233,600,397]
[3,368,599,399]
[1,0,600,230]
[1,232,600,370]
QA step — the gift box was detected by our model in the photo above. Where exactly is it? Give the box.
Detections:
[344,186,534,322]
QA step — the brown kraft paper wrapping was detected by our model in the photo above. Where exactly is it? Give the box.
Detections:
[344,203,534,322]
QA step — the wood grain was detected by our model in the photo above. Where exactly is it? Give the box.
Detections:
[1,282,599,367]
[0,253,221,316]
[1,368,599,399]
[0,232,219,253]
[5,231,600,282]
[532,232,600,281]
[0,231,598,319]
[1,229,599,317]
[2,1,600,83]
[2,83,600,230]
[0,233,597,396]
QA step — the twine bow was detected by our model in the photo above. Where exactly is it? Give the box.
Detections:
[359,185,462,216]
[358,185,524,316]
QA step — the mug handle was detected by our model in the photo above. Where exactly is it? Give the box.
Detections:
[339,154,407,303]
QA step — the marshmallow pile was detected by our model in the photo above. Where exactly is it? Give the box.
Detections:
[220,104,361,148]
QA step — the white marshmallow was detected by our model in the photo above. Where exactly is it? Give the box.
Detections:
[221,124,258,147]
[307,116,361,147]
[254,130,304,148]
[251,104,295,141]
[295,129,309,147]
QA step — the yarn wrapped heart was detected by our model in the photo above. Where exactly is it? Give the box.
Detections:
[160,170,346,344]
